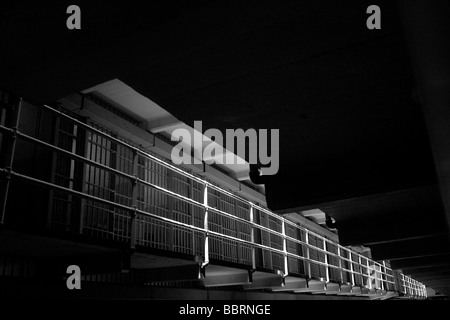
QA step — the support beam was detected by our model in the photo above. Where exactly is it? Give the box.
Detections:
[202,272,250,287]
[242,271,284,290]
[294,279,325,293]
[235,170,250,182]
[325,282,340,293]
[351,286,362,295]
[337,284,353,295]
[201,266,250,287]
[271,276,308,292]
[147,116,183,133]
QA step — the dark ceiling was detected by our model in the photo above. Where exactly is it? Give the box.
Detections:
[1,0,450,295]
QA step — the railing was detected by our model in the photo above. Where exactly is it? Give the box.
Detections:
[0,94,427,298]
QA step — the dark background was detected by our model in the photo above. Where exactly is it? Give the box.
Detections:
[1,0,449,295]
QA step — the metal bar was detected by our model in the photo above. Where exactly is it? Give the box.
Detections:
[0,168,406,283]
[323,239,329,283]
[0,126,136,183]
[130,150,138,249]
[77,121,88,235]
[1,106,376,266]
[250,204,256,270]
[337,245,344,284]
[166,168,174,251]
[0,99,427,293]
[1,122,395,278]
[234,198,241,264]
[136,174,205,211]
[401,274,406,294]
[305,230,311,279]
[0,167,208,242]
[348,250,355,286]
[0,113,393,281]
[284,234,341,259]
[46,113,61,229]
[0,165,398,283]
[202,183,209,267]
[38,103,207,185]
[357,255,363,287]
[0,98,22,225]
[367,257,372,289]
[282,219,288,277]
[189,177,195,256]
[296,242,378,283]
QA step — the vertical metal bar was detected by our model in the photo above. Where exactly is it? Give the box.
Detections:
[401,274,406,294]
[365,258,370,289]
[250,204,256,270]
[166,169,174,251]
[129,150,138,249]
[401,274,405,294]
[349,251,355,286]
[378,262,383,291]
[369,259,374,290]
[367,258,372,289]
[189,178,195,255]
[93,130,100,231]
[107,134,116,237]
[358,255,364,287]
[235,198,241,264]
[305,230,311,279]
[66,123,78,231]
[282,219,288,277]
[374,261,383,290]
[78,124,89,234]
[202,182,209,267]
[47,112,61,229]
[337,246,343,284]
[414,280,418,297]
[87,127,96,231]
[263,214,272,269]
[407,277,410,295]
[416,281,419,297]
[410,278,413,296]
[0,97,22,225]
[323,239,329,283]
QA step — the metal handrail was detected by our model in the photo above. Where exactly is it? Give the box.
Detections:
[0,104,410,280]
[0,99,427,297]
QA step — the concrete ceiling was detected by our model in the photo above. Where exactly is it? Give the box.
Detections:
[81,79,257,187]
[1,0,450,295]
